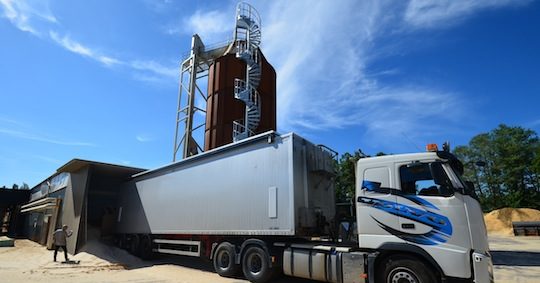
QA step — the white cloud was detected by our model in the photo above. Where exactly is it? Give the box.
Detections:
[0,119,86,149]
[236,0,528,142]
[32,155,63,164]
[143,0,173,14]
[0,117,26,127]
[0,0,56,35]
[130,60,177,80]
[1,1,177,83]
[179,9,233,43]
[98,55,122,67]
[50,31,93,56]
[49,31,122,66]
[135,134,154,142]
[0,128,96,147]
[256,0,391,131]
[49,31,176,81]
[404,0,532,29]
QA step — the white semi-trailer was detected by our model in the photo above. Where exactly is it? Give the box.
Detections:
[115,131,493,283]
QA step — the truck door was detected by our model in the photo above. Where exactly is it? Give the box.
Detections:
[356,166,400,248]
[395,161,473,279]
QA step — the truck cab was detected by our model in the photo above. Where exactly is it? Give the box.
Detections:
[356,149,494,283]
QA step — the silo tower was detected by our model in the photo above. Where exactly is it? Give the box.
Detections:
[173,2,276,161]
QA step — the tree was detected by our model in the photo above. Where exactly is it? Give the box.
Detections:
[453,124,540,211]
[2,183,30,190]
[335,150,366,203]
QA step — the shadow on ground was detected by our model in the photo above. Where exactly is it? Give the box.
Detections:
[81,238,313,283]
[131,254,313,283]
[491,251,540,266]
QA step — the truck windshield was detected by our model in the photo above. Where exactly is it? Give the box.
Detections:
[399,162,453,196]
[442,163,466,191]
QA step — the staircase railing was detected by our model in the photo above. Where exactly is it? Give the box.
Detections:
[232,2,262,142]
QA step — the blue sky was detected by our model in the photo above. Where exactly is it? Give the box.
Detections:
[1,0,539,187]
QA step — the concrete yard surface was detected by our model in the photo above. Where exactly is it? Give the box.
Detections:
[489,235,540,283]
[0,236,539,282]
[0,239,311,283]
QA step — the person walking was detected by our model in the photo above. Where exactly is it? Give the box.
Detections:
[53,224,73,262]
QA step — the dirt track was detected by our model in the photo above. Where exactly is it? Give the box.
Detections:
[0,236,539,282]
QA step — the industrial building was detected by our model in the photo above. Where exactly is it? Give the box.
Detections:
[19,159,144,254]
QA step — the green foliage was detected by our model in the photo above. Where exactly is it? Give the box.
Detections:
[335,150,364,203]
[453,124,540,211]
[1,183,30,190]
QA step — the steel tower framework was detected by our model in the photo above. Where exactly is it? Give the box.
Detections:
[173,2,262,161]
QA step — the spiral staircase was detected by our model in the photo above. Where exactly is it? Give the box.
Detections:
[173,2,265,161]
[232,3,262,141]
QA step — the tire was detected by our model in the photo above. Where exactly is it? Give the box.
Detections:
[129,235,140,256]
[379,256,438,283]
[213,242,240,277]
[241,246,274,283]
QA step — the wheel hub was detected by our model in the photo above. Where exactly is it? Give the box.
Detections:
[390,268,419,283]
[248,253,262,275]
[218,251,230,268]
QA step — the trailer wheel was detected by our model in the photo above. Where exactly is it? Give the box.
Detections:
[242,246,273,283]
[213,242,240,277]
[380,256,438,283]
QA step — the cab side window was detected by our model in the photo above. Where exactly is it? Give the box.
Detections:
[363,167,391,188]
[399,163,452,196]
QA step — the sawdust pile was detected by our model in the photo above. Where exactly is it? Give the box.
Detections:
[484,208,540,236]
[75,226,144,268]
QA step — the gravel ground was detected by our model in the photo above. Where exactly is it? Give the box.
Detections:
[0,236,538,282]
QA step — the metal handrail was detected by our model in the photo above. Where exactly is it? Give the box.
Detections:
[233,2,262,141]
[236,2,261,28]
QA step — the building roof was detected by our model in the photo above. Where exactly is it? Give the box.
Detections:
[30,159,146,191]
[56,158,146,175]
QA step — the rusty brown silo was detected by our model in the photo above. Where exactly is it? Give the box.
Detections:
[204,51,276,151]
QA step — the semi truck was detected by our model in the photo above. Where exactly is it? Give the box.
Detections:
[115,131,493,283]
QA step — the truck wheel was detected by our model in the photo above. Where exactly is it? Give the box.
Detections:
[381,256,438,283]
[213,242,240,277]
[129,235,141,256]
[242,246,273,283]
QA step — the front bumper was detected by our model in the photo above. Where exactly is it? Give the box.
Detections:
[472,251,494,283]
